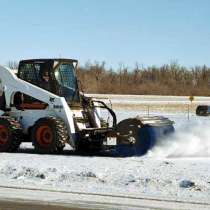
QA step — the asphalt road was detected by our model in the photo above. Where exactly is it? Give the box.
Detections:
[0,200,85,210]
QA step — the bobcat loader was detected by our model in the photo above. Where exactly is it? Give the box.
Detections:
[0,59,174,156]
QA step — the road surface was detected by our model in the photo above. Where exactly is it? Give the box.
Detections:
[0,185,209,210]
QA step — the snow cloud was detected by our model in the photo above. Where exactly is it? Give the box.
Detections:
[148,118,210,158]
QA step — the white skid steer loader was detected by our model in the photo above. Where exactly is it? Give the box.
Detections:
[0,59,174,156]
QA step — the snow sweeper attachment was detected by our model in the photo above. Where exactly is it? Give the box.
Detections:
[114,116,174,156]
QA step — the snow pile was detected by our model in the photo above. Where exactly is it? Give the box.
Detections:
[0,165,46,180]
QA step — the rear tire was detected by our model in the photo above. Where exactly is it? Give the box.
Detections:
[0,116,22,152]
[31,117,68,154]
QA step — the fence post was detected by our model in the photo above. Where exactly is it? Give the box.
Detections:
[188,96,194,121]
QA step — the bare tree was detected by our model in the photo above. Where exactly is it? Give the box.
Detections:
[7,61,19,69]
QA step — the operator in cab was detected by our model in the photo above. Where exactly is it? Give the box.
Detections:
[40,70,51,91]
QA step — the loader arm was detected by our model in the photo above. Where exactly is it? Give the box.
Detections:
[92,100,117,128]
[0,65,76,147]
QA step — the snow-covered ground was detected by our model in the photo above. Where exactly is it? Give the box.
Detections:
[0,95,210,206]
[0,152,210,203]
[88,94,210,105]
[89,94,210,114]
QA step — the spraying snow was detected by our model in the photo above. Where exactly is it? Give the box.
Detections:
[148,118,210,158]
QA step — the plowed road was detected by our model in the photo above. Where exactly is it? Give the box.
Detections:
[0,186,209,210]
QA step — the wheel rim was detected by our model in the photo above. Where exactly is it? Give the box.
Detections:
[0,125,9,145]
[36,125,53,147]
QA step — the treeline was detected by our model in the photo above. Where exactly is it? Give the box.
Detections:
[7,61,210,96]
[76,62,210,96]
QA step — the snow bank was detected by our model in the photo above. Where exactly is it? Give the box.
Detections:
[88,94,210,105]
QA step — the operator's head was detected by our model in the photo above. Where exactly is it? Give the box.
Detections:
[42,71,49,82]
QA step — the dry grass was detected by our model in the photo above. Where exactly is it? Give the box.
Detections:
[77,62,210,96]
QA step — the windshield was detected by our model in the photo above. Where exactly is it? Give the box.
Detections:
[54,62,79,102]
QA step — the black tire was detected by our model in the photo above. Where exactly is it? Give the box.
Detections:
[0,116,22,152]
[31,117,68,154]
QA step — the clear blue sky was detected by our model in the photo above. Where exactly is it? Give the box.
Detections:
[0,0,210,68]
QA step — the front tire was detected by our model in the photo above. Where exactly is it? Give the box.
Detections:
[0,117,22,152]
[31,117,68,154]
